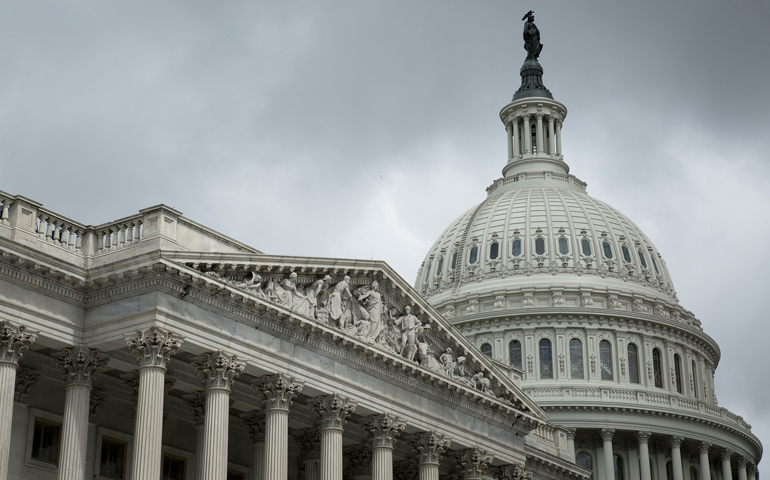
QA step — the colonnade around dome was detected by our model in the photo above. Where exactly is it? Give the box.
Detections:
[0,191,587,480]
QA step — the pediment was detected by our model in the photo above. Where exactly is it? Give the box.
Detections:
[167,252,548,423]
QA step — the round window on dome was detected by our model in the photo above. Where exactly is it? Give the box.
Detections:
[535,237,546,255]
[602,241,613,259]
[512,239,522,257]
[558,237,569,255]
[638,250,647,268]
[436,257,444,276]
[581,238,592,256]
[469,246,478,265]
[490,242,499,260]
[622,245,632,263]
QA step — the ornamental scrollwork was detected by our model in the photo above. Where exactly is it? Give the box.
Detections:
[190,351,245,391]
[256,373,303,411]
[52,346,110,386]
[125,326,183,369]
[0,321,38,365]
[363,413,406,449]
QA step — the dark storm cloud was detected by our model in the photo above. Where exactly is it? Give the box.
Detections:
[1,0,768,454]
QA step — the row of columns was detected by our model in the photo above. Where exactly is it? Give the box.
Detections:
[505,113,563,159]
[0,322,516,480]
[564,428,757,480]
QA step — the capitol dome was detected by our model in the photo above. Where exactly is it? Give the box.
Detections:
[415,25,760,480]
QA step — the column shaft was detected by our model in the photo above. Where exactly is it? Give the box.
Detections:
[131,366,167,480]
[512,120,520,157]
[305,459,320,480]
[698,449,711,480]
[57,384,91,480]
[0,363,17,480]
[671,442,684,480]
[722,455,733,480]
[418,462,439,480]
[548,117,556,155]
[639,440,652,480]
[738,462,748,480]
[536,115,544,154]
[523,116,532,153]
[251,442,265,480]
[506,123,513,160]
[372,446,393,480]
[320,428,342,480]
[567,436,576,462]
[603,438,614,480]
[201,389,230,480]
[264,409,289,480]
[555,121,562,155]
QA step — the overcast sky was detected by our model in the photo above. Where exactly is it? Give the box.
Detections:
[1,1,768,459]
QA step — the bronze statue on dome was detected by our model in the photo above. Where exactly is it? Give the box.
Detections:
[522,10,543,61]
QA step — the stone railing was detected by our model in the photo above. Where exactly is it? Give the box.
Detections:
[91,214,144,253]
[35,207,89,252]
[485,172,588,196]
[523,386,754,432]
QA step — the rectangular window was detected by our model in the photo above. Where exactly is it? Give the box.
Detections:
[162,455,186,480]
[100,437,127,479]
[31,420,61,464]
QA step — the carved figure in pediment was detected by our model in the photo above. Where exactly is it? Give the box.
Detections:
[394,306,430,361]
[299,275,331,319]
[329,276,352,329]
[268,272,308,313]
[230,271,266,298]
[416,341,442,372]
[356,280,384,343]
[439,348,466,378]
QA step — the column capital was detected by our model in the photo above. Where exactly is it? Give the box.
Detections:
[191,351,245,391]
[0,321,38,366]
[454,447,493,479]
[736,457,748,468]
[239,410,266,444]
[412,431,452,465]
[345,444,372,476]
[363,412,406,449]
[52,346,109,386]
[313,393,357,430]
[698,442,712,454]
[600,428,615,441]
[125,326,183,369]
[182,391,206,426]
[496,463,533,480]
[670,436,684,448]
[255,373,303,411]
[637,431,652,444]
[292,428,320,460]
[721,449,734,461]
[564,427,577,440]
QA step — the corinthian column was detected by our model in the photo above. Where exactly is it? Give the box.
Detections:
[454,448,493,480]
[53,346,109,480]
[496,464,532,480]
[346,444,372,480]
[363,413,406,480]
[412,432,451,480]
[721,449,734,480]
[192,351,245,480]
[0,322,37,480]
[698,442,711,480]
[293,428,320,480]
[125,326,183,480]
[600,429,615,480]
[637,432,652,480]
[737,457,748,480]
[314,394,357,480]
[255,373,303,480]
[670,436,684,480]
[183,391,206,480]
[240,411,266,480]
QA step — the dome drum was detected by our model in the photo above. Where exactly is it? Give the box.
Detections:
[500,98,568,178]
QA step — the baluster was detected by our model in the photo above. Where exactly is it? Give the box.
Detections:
[98,230,107,252]
[135,220,143,241]
[37,215,46,238]
[67,227,76,249]
[111,227,119,249]
[74,229,83,251]
[126,223,134,244]
[119,225,126,247]
[45,219,55,242]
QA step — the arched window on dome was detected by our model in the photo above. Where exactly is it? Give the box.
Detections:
[512,239,522,257]
[692,359,699,399]
[480,343,492,358]
[690,466,699,480]
[602,241,614,259]
[436,257,444,277]
[599,340,613,380]
[539,339,553,379]
[451,251,458,270]
[509,340,522,369]
[424,263,431,285]
[651,255,660,275]
[666,461,673,480]
[569,338,584,379]
[674,354,683,394]
[489,242,499,260]
[653,348,663,388]
[469,246,479,265]
[576,452,593,480]
[638,250,648,269]
[622,245,632,263]
[558,236,569,255]
[627,343,640,384]
[535,237,546,255]
[581,237,592,256]
[614,454,625,480]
